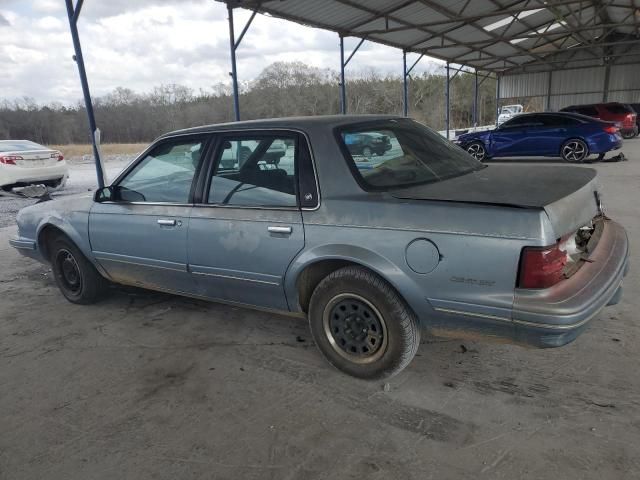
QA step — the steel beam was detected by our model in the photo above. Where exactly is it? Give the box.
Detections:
[473,69,478,127]
[340,35,346,114]
[64,0,105,189]
[227,5,240,121]
[495,73,501,126]
[403,51,408,117]
[445,62,450,140]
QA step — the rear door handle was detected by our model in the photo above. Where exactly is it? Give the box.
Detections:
[268,226,292,234]
[157,219,176,226]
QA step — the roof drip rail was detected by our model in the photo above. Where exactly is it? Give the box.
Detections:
[64,0,105,189]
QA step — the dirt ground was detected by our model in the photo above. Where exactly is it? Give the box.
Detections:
[1,142,639,479]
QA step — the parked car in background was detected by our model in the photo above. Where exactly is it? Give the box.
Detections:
[10,116,628,379]
[0,140,68,192]
[560,103,638,139]
[629,104,640,133]
[344,132,392,158]
[455,112,622,162]
[497,104,524,125]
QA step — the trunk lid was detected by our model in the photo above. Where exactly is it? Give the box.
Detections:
[10,149,59,168]
[390,164,601,237]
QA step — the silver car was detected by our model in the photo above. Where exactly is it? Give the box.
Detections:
[10,116,629,379]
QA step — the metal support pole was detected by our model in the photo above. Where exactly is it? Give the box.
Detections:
[403,51,408,117]
[445,62,450,140]
[495,74,501,126]
[227,5,240,121]
[545,71,554,111]
[602,62,611,102]
[473,69,478,127]
[64,0,104,189]
[339,35,346,114]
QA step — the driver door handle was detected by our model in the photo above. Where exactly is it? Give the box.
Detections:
[157,219,176,226]
[268,226,292,234]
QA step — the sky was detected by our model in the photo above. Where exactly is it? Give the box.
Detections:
[0,0,443,105]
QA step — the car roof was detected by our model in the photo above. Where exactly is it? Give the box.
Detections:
[161,114,401,138]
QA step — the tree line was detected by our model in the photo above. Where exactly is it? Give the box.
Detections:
[0,61,499,145]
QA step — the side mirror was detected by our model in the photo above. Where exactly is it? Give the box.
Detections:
[94,185,146,203]
[94,186,114,202]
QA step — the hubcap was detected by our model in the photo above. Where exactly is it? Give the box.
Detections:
[55,249,82,294]
[563,141,586,162]
[322,293,388,364]
[467,143,485,161]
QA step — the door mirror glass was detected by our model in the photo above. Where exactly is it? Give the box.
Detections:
[94,185,147,203]
[94,186,114,202]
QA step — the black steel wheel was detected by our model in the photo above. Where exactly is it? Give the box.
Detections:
[561,139,588,163]
[308,266,420,379]
[466,141,487,161]
[49,234,108,304]
[323,293,388,364]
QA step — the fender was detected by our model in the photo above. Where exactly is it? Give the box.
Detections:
[283,243,435,323]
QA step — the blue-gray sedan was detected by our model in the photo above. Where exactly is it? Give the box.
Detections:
[10,115,629,379]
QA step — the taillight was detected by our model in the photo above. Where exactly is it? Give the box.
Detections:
[603,125,618,134]
[518,241,568,289]
[51,152,64,162]
[0,155,23,165]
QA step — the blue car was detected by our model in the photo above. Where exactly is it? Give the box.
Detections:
[455,112,623,163]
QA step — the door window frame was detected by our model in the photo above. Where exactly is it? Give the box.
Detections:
[194,128,320,211]
[107,133,215,206]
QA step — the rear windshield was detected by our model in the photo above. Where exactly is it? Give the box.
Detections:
[0,140,46,152]
[604,104,632,114]
[337,119,484,190]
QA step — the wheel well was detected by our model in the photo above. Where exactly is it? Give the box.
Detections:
[296,259,359,313]
[37,225,68,261]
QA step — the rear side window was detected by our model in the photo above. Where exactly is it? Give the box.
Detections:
[575,106,599,116]
[338,119,484,190]
[208,135,297,207]
[604,104,632,114]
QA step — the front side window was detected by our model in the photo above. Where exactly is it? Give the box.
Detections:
[208,135,297,207]
[117,137,205,203]
[338,119,484,190]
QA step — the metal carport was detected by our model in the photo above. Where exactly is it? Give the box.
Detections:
[63,0,640,185]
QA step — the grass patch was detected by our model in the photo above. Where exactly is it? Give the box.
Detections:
[49,143,147,158]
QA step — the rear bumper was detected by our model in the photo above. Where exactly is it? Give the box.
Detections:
[512,219,629,347]
[0,162,69,189]
[587,134,623,154]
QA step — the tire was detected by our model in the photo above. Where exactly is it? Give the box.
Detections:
[362,146,373,158]
[561,139,589,163]
[466,141,487,161]
[49,234,108,304]
[308,266,420,379]
[621,130,636,140]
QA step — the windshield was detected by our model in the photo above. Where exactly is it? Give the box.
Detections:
[0,140,46,152]
[338,119,484,190]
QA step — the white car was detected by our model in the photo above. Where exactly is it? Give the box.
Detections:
[497,104,524,125]
[0,140,68,192]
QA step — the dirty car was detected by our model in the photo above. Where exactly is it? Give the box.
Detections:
[10,115,630,379]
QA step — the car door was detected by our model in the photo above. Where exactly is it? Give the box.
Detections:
[187,131,317,311]
[89,135,211,294]
[490,116,531,156]
[518,114,564,155]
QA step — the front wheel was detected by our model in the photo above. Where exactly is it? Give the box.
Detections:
[561,139,589,163]
[466,141,487,161]
[50,235,108,304]
[308,266,420,379]
[621,129,637,139]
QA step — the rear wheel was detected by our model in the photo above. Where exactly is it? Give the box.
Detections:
[622,130,636,140]
[308,266,420,379]
[50,235,108,304]
[466,141,487,161]
[362,146,373,159]
[561,139,589,163]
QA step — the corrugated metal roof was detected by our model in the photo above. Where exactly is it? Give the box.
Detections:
[220,0,640,74]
